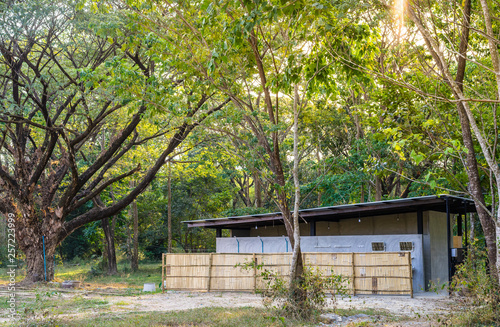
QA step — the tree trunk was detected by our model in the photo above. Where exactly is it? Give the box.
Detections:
[246,26,305,300]
[452,0,498,279]
[496,224,500,284]
[289,84,305,307]
[470,213,475,245]
[290,84,303,283]
[0,214,6,247]
[20,230,56,283]
[131,198,139,272]
[360,183,365,203]
[317,144,322,206]
[103,231,108,264]
[408,0,500,283]
[375,176,382,201]
[478,0,500,287]
[254,171,262,208]
[457,101,498,272]
[168,162,173,253]
[102,217,118,275]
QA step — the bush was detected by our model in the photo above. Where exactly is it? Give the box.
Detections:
[238,260,350,321]
[262,268,350,321]
[447,243,500,326]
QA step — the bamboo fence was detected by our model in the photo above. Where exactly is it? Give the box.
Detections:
[161,252,413,297]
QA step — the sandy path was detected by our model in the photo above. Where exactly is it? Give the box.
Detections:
[0,290,453,325]
[101,291,452,318]
[106,291,264,312]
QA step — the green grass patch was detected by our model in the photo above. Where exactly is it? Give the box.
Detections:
[113,301,130,306]
[0,292,109,320]
[0,261,161,289]
[52,307,311,327]
[332,307,391,317]
[0,297,10,310]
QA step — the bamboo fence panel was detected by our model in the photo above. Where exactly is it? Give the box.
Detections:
[162,252,413,297]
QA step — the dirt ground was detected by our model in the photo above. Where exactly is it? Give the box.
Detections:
[100,291,452,317]
[0,289,454,326]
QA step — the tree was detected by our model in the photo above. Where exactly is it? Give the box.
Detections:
[0,1,228,282]
[126,0,378,310]
[386,0,500,284]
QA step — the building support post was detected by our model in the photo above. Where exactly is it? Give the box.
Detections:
[463,202,468,248]
[417,210,423,235]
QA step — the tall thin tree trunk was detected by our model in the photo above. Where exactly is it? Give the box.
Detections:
[254,171,262,208]
[453,0,498,280]
[102,226,108,263]
[290,84,304,288]
[408,0,500,283]
[470,213,475,246]
[167,162,172,253]
[102,217,118,275]
[317,144,322,206]
[360,183,365,203]
[0,214,6,247]
[375,176,382,201]
[478,0,500,286]
[129,180,139,272]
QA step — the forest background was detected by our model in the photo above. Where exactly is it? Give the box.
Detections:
[0,0,499,292]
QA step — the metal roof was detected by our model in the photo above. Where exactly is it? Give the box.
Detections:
[184,194,477,229]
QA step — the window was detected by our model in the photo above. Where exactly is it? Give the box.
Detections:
[399,242,414,251]
[371,242,385,252]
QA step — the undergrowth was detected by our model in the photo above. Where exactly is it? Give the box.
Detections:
[237,260,350,321]
[443,243,500,326]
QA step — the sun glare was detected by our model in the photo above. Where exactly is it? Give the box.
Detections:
[394,0,405,29]
[392,0,407,40]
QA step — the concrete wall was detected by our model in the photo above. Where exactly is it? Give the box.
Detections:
[217,234,425,292]
[225,210,450,293]
[239,212,418,238]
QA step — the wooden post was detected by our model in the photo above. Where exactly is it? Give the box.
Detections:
[162,253,165,293]
[408,252,413,298]
[351,252,356,296]
[253,253,257,293]
[207,253,213,292]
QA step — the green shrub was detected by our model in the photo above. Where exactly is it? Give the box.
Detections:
[447,243,500,326]
[237,260,350,321]
[261,267,350,321]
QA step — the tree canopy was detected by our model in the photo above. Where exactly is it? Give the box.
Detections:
[0,0,499,288]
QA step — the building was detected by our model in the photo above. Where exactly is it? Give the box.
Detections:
[185,195,476,293]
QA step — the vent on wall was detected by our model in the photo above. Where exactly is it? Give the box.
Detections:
[399,242,414,251]
[371,242,385,252]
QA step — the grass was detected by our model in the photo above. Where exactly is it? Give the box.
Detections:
[0,290,312,327]
[0,291,110,325]
[0,261,162,289]
[50,307,310,327]
[332,307,392,317]
[0,261,434,327]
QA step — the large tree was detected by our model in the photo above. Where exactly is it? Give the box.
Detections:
[0,1,227,282]
[385,0,500,284]
[126,1,375,306]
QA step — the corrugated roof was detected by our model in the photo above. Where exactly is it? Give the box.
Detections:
[184,194,477,229]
